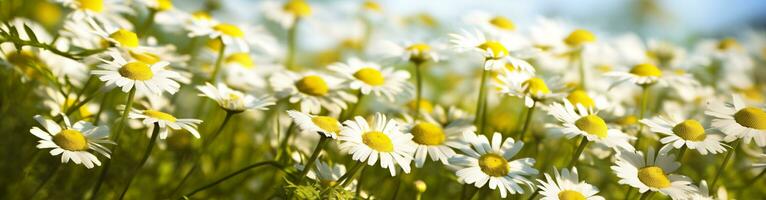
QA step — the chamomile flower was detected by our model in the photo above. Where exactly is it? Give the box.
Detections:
[287,110,342,139]
[464,12,517,34]
[449,131,538,197]
[196,82,276,113]
[270,71,356,114]
[605,62,698,88]
[30,115,113,168]
[640,114,727,155]
[338,113,416,176]
[262,0,313,28]
[329,58,412,102]
[545,100,635,151]
[188,20,250,52]
[41,88,98,120]
[400,113,470,167]
[302,160,356,188]
[537,167,604,200]
[92,51,183,94]
[611,146,696,199]
[126,107,202,139]
[138,0,173,12]
[496,71,562,107]
[56,0,133,28]
[688,180,728,200]
[564,89,611,112]
[449,29,535,73]
[706,94,766,146]
[379,41,440,64]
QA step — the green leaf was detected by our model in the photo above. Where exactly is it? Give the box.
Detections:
[23,24,38,43]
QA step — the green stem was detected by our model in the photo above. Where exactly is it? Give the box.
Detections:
[634,85,651,147]
[342,90,364,121]
[526,189,539,200]
[209,37,226,83]
[296,136,329,184]
[414,62,423,119]
[138,9,157,37]
[711,140,741,193]
[568,136,589,168]
[575,51,586,90]
[638,191,651,200]
[118,122,161,199]
[285,20,299,70]
[678,145,688,162]
[93,90,111,125]
[355,167,368,198]
[181,161,284,198]
[322,162,363,195]
[624,187,634,200]
[518,103,536,142]
[90,87,136,199]
[390,172,403,200]
[475,68,489,135]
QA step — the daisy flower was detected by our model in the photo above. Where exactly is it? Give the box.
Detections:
[640,114,727,155]
[605,62,698,88]
[706,94,766,146]
[449,132,538,198]
[496,71,561,107]
[287,110,342,139]
[545,99,635,151]
[196,82,276,113]
[56,0,133,29]
[301,160,356,188]
[688,180,728,200]
[262,0,313,28]
[126,107,203,139]
[564,89,612,112]
[400,113,471,168]
[41,88,98,120]
[449,29,535,73]
[138,0,173,12]
[338,113,416,176]
[379,41,440,64]
[611,146,696,199]
[463,12,517,34]
[188,20,250,52]
[92,51,183,94]
[328,58,412,102]
[270,71,356,114]
[30,115,113,168]
[537,167,604,200]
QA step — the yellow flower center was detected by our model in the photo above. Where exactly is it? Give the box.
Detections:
[567,90,595,108]
[6,50,42,67]
[77,0,103,12]
[406,43,432,62]
[564,29,596,47]
[637,166,671,188]
[362,131,394,152]
[353,67,385,86]
[226,53,255,68]
[155,0,173,11]
[523,77,551,95]
[672,120,707,141]
[734,107,766,130]
[213,23,244,38]
[206,38,223,52]
[129,51,161,64]
[411,122,445,145]
[617,115,638,126]
[53,129,89,151]
[295,75,329,96]
[717,38,740,51]
[629,63,662,77]
[109,29,139,48]
[283,0,312,17]
[119,62,154,80]
[192,11,212,21]
[143,110,177,122]
[478,153,509,177]
[406,99,433,113]
[742,87,764,102]
[575,115,608,138]
[477,41,508,59]
[363,0,382,12]
[558,190,586,200]
[311,116,341,134]
[489,16,515,31]
[34,1,62,27]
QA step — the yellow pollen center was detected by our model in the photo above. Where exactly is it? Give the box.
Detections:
[129,51,161,64]
[155,0,173,11]
[214,23,244,38]
[34,2,62,27]
[489,16,515,31]
[353,67,385,86]
[143,110,177,122]
[283,0,312,17]
[618,115,638,126]
[558,190,586,200]
[362,131,394,152]
[295,75,329,96]
[406,99,433,113]
[672,120,707,141]
[77,0,103,12]
[567,90,595,108]
[311,116,341,134]
[363,0,382,12]
[406,43,431,63]
[411,122,445,145]
[717,38,740,51]
[575,115,608,138]
[119,62,154,80]
[226,53,255,68]
[734,107,766,130]
[477,41,508,59]
[109,29,139,48]
[478,153,510,177]
[206,38,223,52]
[637,166,671,188]
[630,63,662,77]
[53,129,89,151]
[523,77,551,95]
[192,11,212,20]
[564,29,596,47]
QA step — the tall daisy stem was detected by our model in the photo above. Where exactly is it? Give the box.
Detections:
[90,87,137,199]
[475,68,490,135]
[285,21,299,70]
[634,85,651,147]
[414,62,424,119]
[296,136,329,184]
[568,136,589,168]
[518,102,537,142]
[575,51,586,90]
[209,37,226,83]
[711,140,741,193]
[678,146,688,162]
[182,161,284,198]
[118,122,160,200]
[322,162,363,195]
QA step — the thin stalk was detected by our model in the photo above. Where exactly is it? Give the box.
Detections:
[90,87,137,199]
[342,90,364,121]
[638,192,651,200]
[414,62,423,119]
[138,9,157,37]
[526,189,539,200]
[634,85,651,147]
[93,90,111,125]
[118,123,161,199]
[624,187,634,200]
[181,161,284,198]
[285,20,299,70]
[575,51,586,90]
[475,67,490,135]
[209,37,226,83]
[296,136,329,184]
[568,136,589,168]
[678,145,688,162]
[518,103,537,142]
[390,172,403,200]
[742,169,766,189]
[711,140,741,193]
[355,167,368,198]
[323,162,363,195]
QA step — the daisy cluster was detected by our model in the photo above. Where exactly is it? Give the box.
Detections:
[1,0,766,199]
